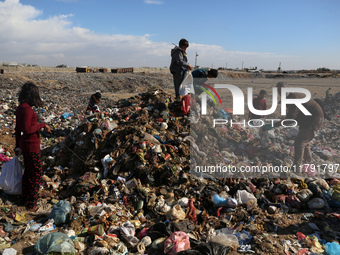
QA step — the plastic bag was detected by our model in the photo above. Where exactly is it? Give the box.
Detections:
[217,109,231,120]
[2,248,17,255]
[307,198,325,209]
[164,231,191,255]
[179,71,194,96]
[0,156,23,195]
[61,112,73,119]
[305,235,324,253]
[35,232,76,254]
[178,242,230,255]
[234,230,252,245]
[212,194,237,208]
[235,190,256,205]
[166,204,186,222]
[208,233,239,249]
[325,242,340,255]
[47,200,72,226]
[181,94,191,115]
[120,221,139,247]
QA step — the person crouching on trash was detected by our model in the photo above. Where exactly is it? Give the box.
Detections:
[87,92,101,114]
[15,82,51,212]
[275,81,323,168]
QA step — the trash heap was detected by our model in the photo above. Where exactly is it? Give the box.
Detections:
[189,92,339,176]
[0,88,339,255]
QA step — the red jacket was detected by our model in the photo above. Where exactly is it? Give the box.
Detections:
[15,103,46,153]
[250,97,267,119]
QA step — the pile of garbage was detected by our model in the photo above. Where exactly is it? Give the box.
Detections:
[0,81,339,254]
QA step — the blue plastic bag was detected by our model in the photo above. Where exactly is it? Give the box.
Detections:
[325,242,340,255]
[212,194,238,208]
[61,112,73,119]
[47,200,71,226]
[36,232,75,254]
[0,156,23,195]
[234,230,253,245]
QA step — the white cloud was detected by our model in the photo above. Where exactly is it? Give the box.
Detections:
[0,0,296,69]
[187,44,295,70]
[144,0,163,4]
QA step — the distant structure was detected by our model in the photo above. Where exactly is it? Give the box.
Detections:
[194,52,199,69]
[111,67,134,73]
[1,61,18,66]
[277,62,282,73]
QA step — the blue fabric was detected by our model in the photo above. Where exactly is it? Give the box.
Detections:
[192,69,208,78]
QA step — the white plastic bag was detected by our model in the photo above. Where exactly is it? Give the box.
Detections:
[0,156,23,195]
[179,71,194,96]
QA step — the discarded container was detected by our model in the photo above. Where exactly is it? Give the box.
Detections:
[38,219,56,232]
[82,224,105,236]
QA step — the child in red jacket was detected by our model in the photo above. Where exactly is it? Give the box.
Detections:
[15,82,51,211]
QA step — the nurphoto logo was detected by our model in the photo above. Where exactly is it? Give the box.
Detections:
[199,84,312,128]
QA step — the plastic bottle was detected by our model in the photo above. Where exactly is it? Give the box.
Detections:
[38,219,56,232]
[82,224,105,236]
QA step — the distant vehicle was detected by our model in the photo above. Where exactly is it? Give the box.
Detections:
[56,64,69,68]
[248,69,261,73]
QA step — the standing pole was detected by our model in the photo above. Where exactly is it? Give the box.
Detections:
[194,52,199,68]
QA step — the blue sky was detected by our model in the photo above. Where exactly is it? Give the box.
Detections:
[0,0,339,70]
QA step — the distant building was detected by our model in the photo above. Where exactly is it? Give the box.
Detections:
[2,62,18,66]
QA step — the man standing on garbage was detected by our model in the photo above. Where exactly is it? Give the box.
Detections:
[170,38,193,99]
[275,82,324,166]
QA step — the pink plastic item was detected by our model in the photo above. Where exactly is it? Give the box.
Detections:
[297,249,311,255]
[296,232,306,241]
[164,231,191,255]
[0,154,10,162]
[181,95,191,115]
